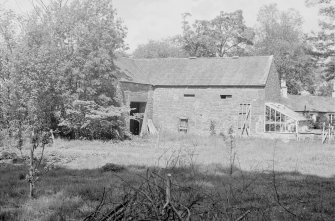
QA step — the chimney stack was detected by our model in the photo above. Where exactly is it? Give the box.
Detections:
[281,78,288,98]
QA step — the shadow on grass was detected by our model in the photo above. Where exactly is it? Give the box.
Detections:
[1,162,335,221]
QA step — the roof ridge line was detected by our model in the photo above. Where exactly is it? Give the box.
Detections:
[119,55,274,61]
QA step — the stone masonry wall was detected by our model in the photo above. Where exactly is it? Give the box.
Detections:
[152,87,266,135]
[120,63,282,136]
[264,63,281,102]
[120,82,154,131]
[120,82,153,119]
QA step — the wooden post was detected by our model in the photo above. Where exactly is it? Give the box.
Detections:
[249,105,252,135]
[322,122,328,144]
[165,173,171,205]
[322,122,325,144]
[295,121,299,141]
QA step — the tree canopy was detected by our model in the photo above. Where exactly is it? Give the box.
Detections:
[306,0,335,82]
[0,0,129,143]
[181,10,254,57]
[133,38,188,58]
[253,4,317,94]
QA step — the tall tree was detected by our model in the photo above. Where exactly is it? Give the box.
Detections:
[306,0,335,82]
[133,38,188,58]
[0,0,129,197]
[19,0,129,140]
[181,10,254,57]
[254,4,317,94]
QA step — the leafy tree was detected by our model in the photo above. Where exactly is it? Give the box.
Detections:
[0,0,129,197]
[133,38,188,58]
[181,10,254,57]
[317,81,334,96]
[18,0,129,140]
[253,4,317,94]
[306,0,334,85]
[0,7,23,146]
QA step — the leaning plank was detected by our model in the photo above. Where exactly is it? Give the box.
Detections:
[147,119,158,135]
[139,108,148,137]
[322,131,328,144]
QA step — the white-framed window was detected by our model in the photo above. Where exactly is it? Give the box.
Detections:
[265,105,296,133]
[179,117,188,133]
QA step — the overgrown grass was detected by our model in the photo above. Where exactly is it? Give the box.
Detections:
[1,162,335,220]
[27,134,335,177]
[2,134,335,220]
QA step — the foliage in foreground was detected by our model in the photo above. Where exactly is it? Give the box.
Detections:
[1,163,335,220]
[0,0,129,142]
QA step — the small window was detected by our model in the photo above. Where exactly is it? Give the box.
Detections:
[184,94,195,97]
[220,95,232,99]
[179,118,188,133]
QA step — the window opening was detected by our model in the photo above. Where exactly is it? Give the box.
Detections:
[129,102,146,135]
[179,117,188,133]
[220,95,232,99]
[184,94,195,97]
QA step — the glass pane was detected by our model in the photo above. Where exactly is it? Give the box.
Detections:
[275,124,280,131]
[270,108,275,122]
[266,106,270,121]
[270,124,275,131]
[276,111,280,122]
[265,124,270,132]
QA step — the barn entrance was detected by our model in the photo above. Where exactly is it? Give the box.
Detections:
[130,102,146,135]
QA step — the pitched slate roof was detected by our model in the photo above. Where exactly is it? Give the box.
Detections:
[282,95,335,113]
[116,56,274,86]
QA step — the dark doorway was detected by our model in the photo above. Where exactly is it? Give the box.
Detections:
[130,102,147,135]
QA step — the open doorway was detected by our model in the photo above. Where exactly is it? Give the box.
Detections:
[130,102,147,135]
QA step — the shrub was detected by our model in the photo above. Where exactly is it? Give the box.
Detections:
[314,113,330,129]
[101,163,126,173]
[0,151,18,160]
[18,173,26,180]
[0,210,20,221]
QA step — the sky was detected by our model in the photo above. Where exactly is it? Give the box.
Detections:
[1,0,321,52]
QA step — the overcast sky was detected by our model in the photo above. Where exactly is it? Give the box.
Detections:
[1,0,320,52]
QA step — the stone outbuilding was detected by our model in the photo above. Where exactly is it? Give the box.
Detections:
[116,55,309,136]
[282,94,335,124]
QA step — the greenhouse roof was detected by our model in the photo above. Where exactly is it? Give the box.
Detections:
[265,103,308,121]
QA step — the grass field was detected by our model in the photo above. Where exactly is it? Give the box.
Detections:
[1,134,335,220]
[18,133,335,177]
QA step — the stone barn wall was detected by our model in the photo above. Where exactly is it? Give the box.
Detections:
[120,82,154,131]
[120,64,282,136]
[152,86,267,135]
[120,82,153,118]
[265,63,281,102]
